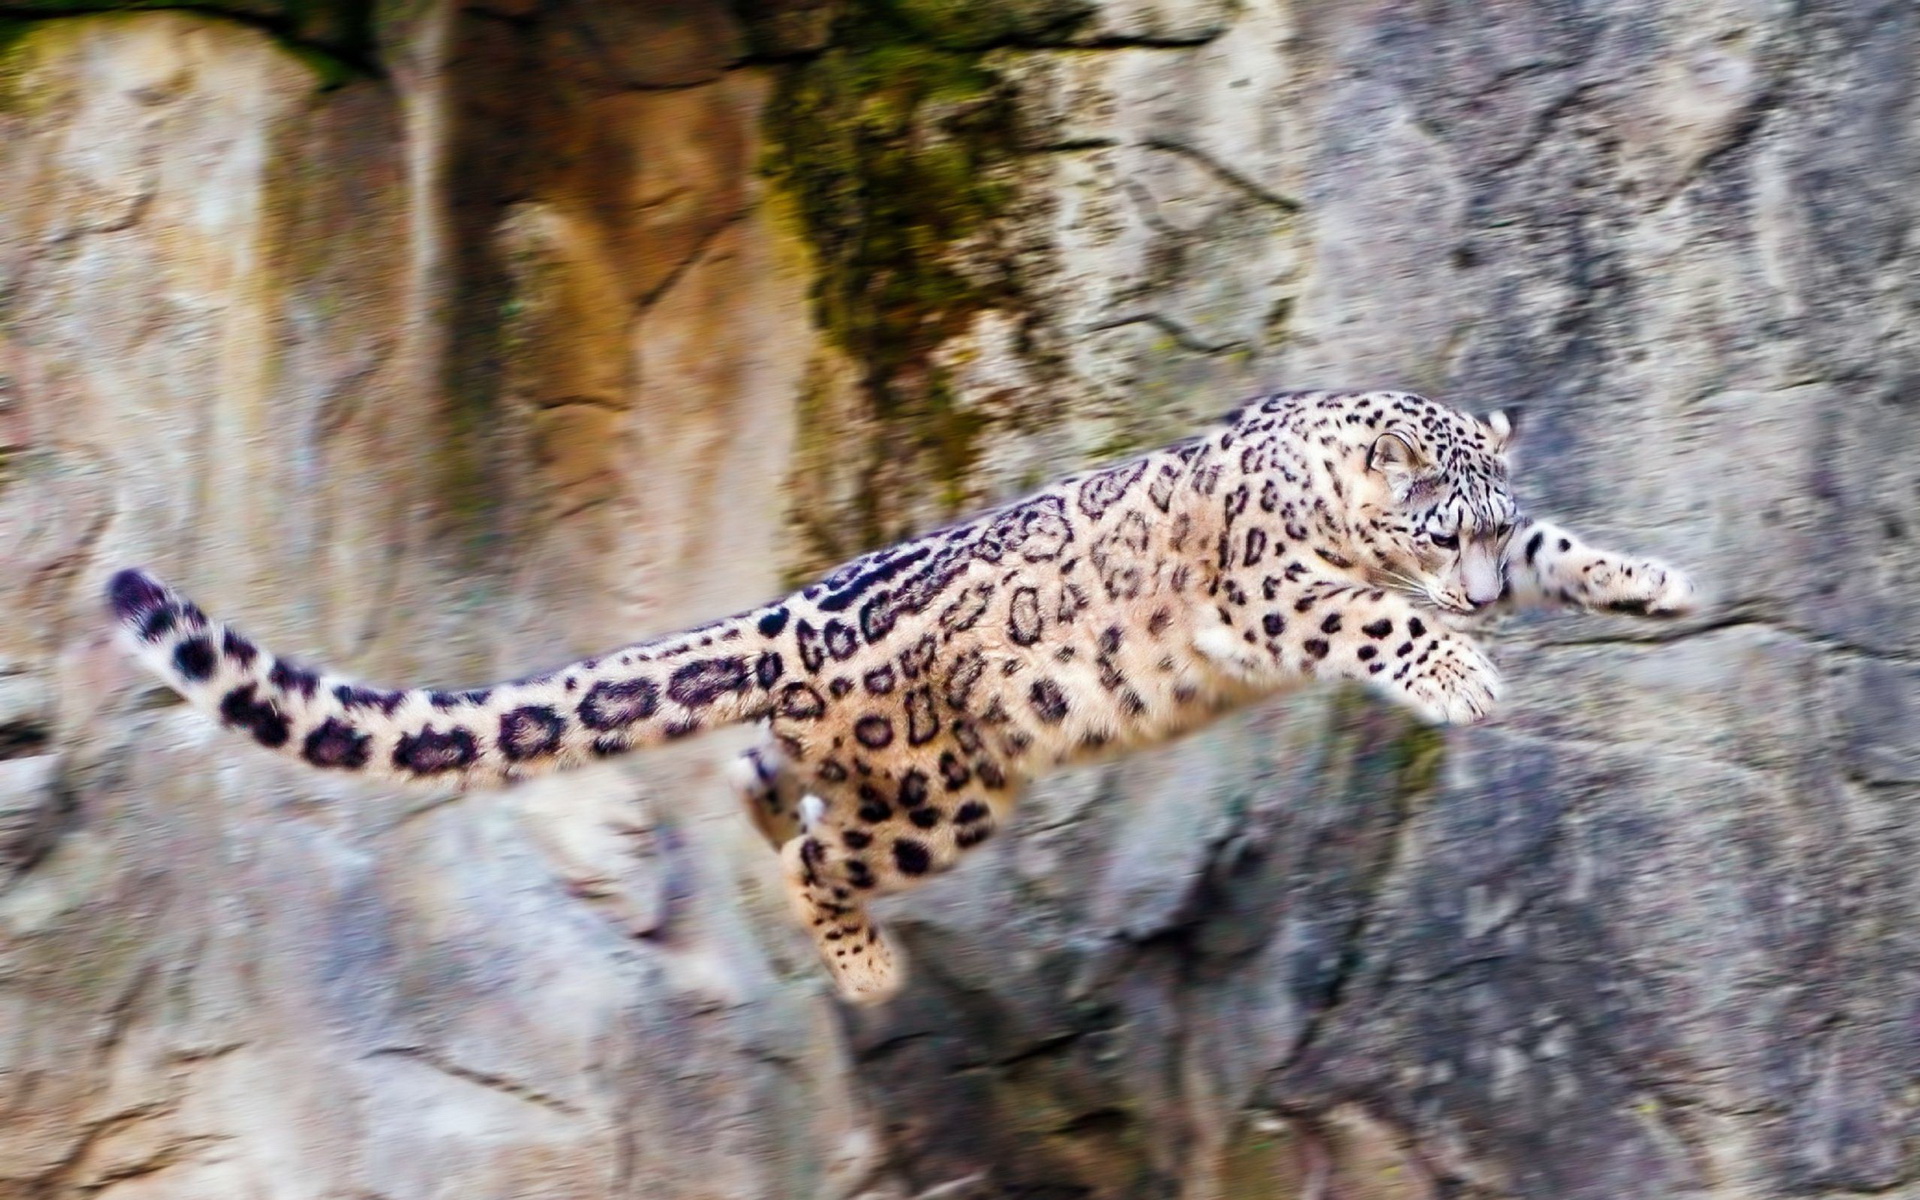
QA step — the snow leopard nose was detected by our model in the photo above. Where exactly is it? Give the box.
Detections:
[1464,572,1504,609]
[1462,544,1503,608]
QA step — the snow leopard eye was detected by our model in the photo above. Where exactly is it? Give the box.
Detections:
[1429,532,1459,550]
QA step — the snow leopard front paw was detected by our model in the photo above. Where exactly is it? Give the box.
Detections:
[1595,559,1698,618]
[1396,634,1503,726]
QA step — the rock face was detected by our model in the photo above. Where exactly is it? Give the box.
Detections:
[0,1,1914,1197]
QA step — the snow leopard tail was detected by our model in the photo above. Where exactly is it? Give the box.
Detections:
[106,568,794,788]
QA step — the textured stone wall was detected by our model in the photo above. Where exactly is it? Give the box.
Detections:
[0,1,1915,1197]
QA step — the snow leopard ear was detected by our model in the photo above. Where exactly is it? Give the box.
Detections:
[1368,429,1427,475]
[1486,409,1520,455]
[1368,430,1435,500]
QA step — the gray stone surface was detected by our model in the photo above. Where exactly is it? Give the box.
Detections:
[0,1,1915,1197]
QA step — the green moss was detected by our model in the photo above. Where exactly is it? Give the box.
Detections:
[1081,430,1149,463]
[276,33,362,88]
[1329,686,1448,803]
[0,2,377,89]
[762,0,1082,566]
[922,369,992,509]
[1389,719,1446,798]
[0,21,33,110]
[881,0,1092,50]
[765,7,1018,396]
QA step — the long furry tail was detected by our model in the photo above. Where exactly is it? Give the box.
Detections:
[106,568,789,788]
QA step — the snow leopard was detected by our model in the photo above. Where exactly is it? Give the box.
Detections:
[108,390,1697,1002]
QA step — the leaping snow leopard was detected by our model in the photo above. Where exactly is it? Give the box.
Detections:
[108,390,1698,1003]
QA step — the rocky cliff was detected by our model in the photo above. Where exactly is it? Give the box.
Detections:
[0,1,1915,1197]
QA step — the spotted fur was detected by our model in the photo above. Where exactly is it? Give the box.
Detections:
[109,391,1697,1003]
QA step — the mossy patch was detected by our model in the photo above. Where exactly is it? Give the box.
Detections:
[0,21,29,110]
[0,18,28,59]
[760,0,1089,567]
[1328,685,1448,804]
[764,5,1021,397]
[883,0,1093,49]
[0,2,377,89]
[1385,717,1445,798]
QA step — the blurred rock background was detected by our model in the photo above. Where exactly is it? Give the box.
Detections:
[0,1,1915,1196]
